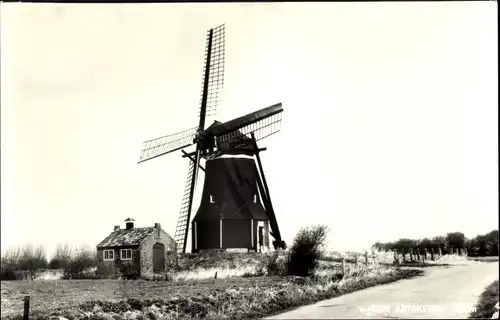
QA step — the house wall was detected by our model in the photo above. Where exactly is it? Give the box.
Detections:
[96,246,140,278]
[139,228,177,277]
[251,220,271,251]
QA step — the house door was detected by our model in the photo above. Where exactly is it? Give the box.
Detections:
[153,243,165,272]
[258,226,264,252]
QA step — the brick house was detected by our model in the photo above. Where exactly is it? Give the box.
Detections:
[96,218,176,278]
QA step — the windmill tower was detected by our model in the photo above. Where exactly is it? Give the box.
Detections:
[138,24,286,254]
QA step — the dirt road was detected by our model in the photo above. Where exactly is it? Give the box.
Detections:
[266,262,499,319]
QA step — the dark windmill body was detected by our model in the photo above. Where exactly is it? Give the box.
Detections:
[138,25,286,254]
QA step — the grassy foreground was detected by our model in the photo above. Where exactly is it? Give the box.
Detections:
[2,266,423,320]
[469,280,499,319]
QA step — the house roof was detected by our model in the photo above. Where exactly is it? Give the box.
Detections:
[97,227,155,248]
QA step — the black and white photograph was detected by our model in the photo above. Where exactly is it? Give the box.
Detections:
[0,2,498,319]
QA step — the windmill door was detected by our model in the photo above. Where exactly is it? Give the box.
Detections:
[258,226,264,246]
[152,243,165,272]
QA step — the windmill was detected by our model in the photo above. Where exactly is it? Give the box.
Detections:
[138,24,286,254]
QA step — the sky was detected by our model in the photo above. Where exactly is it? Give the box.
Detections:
[1,2,498,258]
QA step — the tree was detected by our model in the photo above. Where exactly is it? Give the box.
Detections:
[484,230,499,256]
[1,244,48,280]
[1,247,21,269]
[445,232,466,251]
[419,238,432,249]
[1,247,22,280]
[287,225,329,277]
[394,238,417,262]
[431,236,447,254]
[372,241,383,252]
[384,242,396,252]
[48,244,73,269]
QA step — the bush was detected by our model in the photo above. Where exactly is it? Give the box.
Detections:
[62,247,97,279]
[469,280,499,319]
[0,265,18,280]
[254,251,287,276]
[287,225,329,277]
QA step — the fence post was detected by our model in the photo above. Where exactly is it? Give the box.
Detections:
[355,254,359,266]
[214,271,217,279]
[364,251,369,267]
[23,295,30,320]
[342,258,346,276]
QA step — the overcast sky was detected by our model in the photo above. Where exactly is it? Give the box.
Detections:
[1,2,497,257]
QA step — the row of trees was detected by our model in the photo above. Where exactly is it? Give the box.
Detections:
[372,229,499,257]
[1,244,97,280]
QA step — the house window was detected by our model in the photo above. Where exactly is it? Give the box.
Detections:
[253,194,257,203]
[120,249,132,260]
[210,195,215,203]
[103,250,114,261]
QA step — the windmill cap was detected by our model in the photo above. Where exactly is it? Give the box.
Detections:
[124,217,135,222]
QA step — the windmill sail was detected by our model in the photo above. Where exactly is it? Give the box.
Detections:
[177,24,224,253]
[138,127,197,163]
[210,103,283,148]
[174,161,195,253]
[198,24,225,119]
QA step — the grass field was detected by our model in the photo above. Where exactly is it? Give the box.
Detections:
[0,252,425,320]
[1,277,285,318]
[467,256,499,263]
[469,280,499,319]
[1,269,423,320]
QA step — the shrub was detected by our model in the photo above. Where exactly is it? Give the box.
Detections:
[0,265,18,280]
[287,225,329,277]
[469,280,499,319]
[62,247,97,279]
[116,264,141,280]
[262,251,287,276]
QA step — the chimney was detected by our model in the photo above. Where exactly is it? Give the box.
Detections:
[114,225,120,231]
[154,223,161,237]
[125,217,135,230]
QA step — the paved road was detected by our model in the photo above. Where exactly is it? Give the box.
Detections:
[266,262,499,319]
